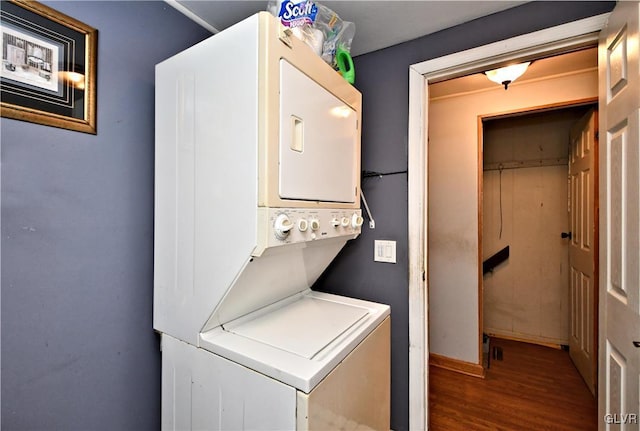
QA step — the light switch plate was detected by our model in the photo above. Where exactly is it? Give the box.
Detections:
[374,240,396,263]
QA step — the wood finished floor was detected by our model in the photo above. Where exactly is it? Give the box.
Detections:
[429,338,597,431]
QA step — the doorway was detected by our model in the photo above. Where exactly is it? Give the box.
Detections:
[426,46,599,368]
[426,44,600,382]
[406,15,610,428]
[482,106,593,346]
[481,105,598,396]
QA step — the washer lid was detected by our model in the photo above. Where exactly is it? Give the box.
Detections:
[225,296,368,359]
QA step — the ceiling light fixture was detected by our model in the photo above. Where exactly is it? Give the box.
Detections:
[485,62,531,90]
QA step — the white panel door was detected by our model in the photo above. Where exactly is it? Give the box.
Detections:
[279,60,358,203]
[569,109,598,396]
[598,2,640,429]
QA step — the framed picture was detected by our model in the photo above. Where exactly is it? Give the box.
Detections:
[1,0,97,134]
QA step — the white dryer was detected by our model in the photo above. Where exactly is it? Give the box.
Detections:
[154,12,390,430]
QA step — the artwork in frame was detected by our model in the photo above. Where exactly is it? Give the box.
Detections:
[1,0,97,134]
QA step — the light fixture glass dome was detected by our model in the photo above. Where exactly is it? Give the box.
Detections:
[485,62,531,90]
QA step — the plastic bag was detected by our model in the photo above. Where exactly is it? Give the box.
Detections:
[267,0,355,70]
[314,2,355,69]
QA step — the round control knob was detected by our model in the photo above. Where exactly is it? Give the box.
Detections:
[331,218,340,227]
[351,213,364,229]
[341,217,350,227]
[310,218,320,231]
[274,214,294,239]
[297,219,309,232]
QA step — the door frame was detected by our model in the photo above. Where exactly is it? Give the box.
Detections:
[407,13,610,430]
[479,99,598,347]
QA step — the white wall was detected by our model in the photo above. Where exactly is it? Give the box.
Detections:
[428,69,597,364]
[482,109,591,346]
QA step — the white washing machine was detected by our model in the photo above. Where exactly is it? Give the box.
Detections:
[154,12,390,430]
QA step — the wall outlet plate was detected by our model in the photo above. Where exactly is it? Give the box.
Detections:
[374,240,396,263]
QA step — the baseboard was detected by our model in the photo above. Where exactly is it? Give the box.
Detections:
[429,353,485,378]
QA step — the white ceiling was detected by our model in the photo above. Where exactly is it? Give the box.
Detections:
[171,1,527,56]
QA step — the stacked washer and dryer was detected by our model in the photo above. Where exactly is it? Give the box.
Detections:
[154,12,390,430]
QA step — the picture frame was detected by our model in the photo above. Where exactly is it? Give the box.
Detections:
[1,0,97,134]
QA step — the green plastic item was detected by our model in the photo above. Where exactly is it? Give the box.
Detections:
[336,46,355,85]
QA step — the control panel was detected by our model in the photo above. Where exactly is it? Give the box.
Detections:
[255,208,363,255]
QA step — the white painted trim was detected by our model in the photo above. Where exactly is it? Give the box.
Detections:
[407,12,610,430]
[164,0,220,34]
[407,66,427,431]
[412,13,609,80]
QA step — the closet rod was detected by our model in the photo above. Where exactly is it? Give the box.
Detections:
[484,157,569,172]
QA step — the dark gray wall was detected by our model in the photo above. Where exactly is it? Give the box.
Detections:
[313,2,615,430]
[1,2,210,429]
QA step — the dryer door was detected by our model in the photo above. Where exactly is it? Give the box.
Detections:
[279,59,358,203]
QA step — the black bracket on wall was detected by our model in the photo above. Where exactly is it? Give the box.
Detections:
[483,246,510,275]
[362,169,408,179]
